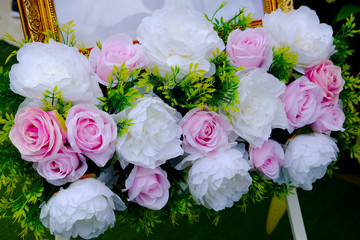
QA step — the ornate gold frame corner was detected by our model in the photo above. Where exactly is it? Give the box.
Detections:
[17,0,294,42]
[17,0,60,42]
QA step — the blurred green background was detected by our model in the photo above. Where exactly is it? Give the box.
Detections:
[1,0,360,239]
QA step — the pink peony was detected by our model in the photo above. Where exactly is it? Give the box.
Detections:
[66,104,117,167]
[310,103,345,134]
[9,106,66,162]
[284,76,323,133]
[181,108,232,157]
[226,28,273,70]
[305,60,345,104]
[35,145,87,186]
[124,166,170,210]
[89,34,148,86]
[250,139,284,180]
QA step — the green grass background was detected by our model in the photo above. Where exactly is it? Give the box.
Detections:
[1,0,360,239]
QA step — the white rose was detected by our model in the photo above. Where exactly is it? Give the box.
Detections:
[187,146,252,211]
[40,178,126,239]
[262,6,335,70]
[9,40,103,105]
[136,6,224,78]
[113,95,183,169]
[228,68,288,147]
[282,133,338,190]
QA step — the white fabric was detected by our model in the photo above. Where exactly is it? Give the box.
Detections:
[54,0,265,46]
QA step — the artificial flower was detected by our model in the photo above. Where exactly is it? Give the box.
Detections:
[262,6,336,70]
[89,33,148,86]
[228,68,288,147]
[226,27,273,70]
[187,146,252,211]
[114,95,183,169]
[310,102,345,135]
[34,145,87,186]
[9,106,66,162]
[66,104,117,167]
[40,178,126,239]
[250,139,284,180]
[282,133,339,190]
[180,108,233,157]
[284,76,323,133]
[136,5,224,78]
[305,60,345,104]
[124,166,170,210]
[9,39,103,105]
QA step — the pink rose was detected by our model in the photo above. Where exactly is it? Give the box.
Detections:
[181,108,232,157]
[226,28,273,70]
[124,166,170,210]
[89,34,148,85]
[35,145,87,186]
[9,106,66,162]
[310,103,345,134]
[305,60,345,104]
[66,104,117,167]
[250,139,284,180]
[284,76,323,133]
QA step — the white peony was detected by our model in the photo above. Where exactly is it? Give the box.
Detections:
[113,95,183,169]
[187,146,252,211]
[40,178,126,239]
[228,68,288,147]
[136,6,224,78]
[262,6,335,71]
[9,40,103,105]
[282,133,339,190]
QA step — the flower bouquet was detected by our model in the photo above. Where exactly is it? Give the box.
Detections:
[1,3,360,240]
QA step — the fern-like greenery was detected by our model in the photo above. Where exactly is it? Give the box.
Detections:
[268,46,298,84]
[44,21,77,46]
[205,3,253,43]
[0,145,47,240]
[41,86,72,119]
[98,64,143,113]
[208,50,240,112]
[331,14,360,67]
[236,172,292,213]
[330,15,360,164]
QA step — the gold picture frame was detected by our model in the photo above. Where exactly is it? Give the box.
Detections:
[17,0,294,43]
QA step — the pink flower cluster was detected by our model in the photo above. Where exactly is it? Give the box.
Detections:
[10,104,117,186]
[221,27,345,180]
[284,60,345,134]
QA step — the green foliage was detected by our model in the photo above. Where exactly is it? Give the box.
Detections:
[208,50,240,112]
[331,14,360,67]
[0,68,24,144]
[44,20,77,46]
[0,68,25,111]
[139,58,239,112]
[0,146,47,240]
[41,86,71,119]
[0,112,14,145]
[98,64,143,113]
[333,70,360,163]
[327,161,340,176]
[268,46,298,84]
[329,16,360,164]
[116,119,133,137]
[205,2,253,43]
[139,63,214,111]
[237,172,292,213]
